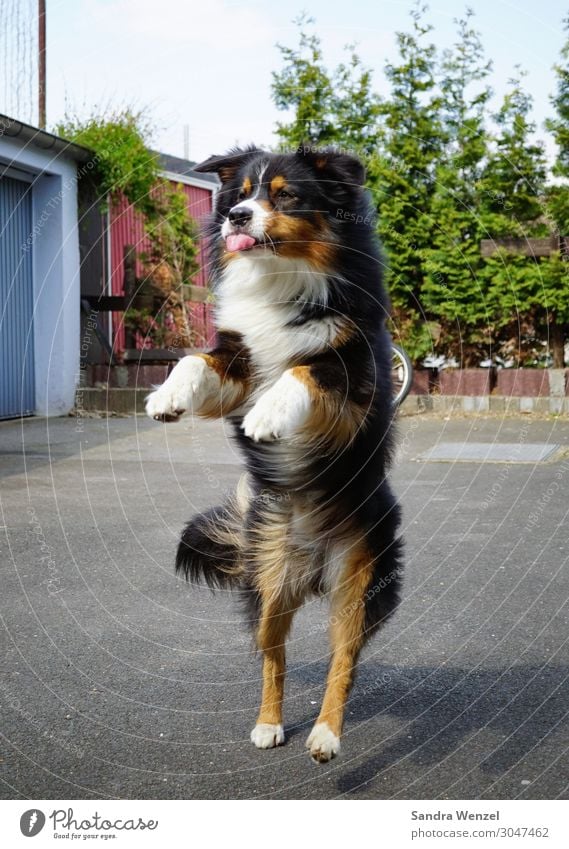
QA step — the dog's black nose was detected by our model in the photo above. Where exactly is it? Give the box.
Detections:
[228,206,253,227]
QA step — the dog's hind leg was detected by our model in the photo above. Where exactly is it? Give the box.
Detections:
[306,541,374,763]
[246,501,302,750]
[306,555,368,762]
[249,592,297,749]
[307,498,403,762]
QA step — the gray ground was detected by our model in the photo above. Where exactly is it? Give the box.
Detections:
[1,410,568,800]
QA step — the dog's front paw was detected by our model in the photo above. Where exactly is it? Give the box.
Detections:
[250,723,285,749]
[145,356,209,422]
[306,722,340,763]
[242,372,311,442]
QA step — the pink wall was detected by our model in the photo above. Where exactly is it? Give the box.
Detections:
[109,180,216,354]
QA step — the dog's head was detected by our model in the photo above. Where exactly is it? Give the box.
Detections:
[194,145,366,269]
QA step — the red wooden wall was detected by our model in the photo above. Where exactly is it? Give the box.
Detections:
[109,180,216,354]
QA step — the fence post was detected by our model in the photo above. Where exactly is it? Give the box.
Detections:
[123,244,136,349]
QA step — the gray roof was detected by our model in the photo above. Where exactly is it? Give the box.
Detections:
[156,151,219,186]
[0,116,219,187]
[0,113,93,162]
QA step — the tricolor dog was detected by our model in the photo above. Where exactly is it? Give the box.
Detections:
[146,145,404,762]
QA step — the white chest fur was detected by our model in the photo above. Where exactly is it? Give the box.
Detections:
[215,254,341,387]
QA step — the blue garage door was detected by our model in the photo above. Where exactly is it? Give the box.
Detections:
[0,175,35,419]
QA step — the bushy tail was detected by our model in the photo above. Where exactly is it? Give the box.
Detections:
[175,475,250,589]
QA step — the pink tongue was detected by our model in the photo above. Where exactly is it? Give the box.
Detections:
[226,233,256,252]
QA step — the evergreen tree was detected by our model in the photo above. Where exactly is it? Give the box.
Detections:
[480,72,546,233]
[271,15,381,155]
[422,9,493,364]
[330,50,383,157]
[544,15,569,365]
[546,14,569,225]
[270,7,569,367]
[271,16,336,149]
[480,73,553,365]
[367,3,445,361]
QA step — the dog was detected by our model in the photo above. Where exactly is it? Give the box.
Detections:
[145,145,404,762]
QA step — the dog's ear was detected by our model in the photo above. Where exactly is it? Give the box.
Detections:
[194,147,264,183]
[296,146,366,188]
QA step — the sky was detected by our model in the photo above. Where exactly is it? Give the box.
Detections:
[12,0,569,163]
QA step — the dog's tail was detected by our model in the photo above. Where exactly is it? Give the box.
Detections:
[175,474,250,589]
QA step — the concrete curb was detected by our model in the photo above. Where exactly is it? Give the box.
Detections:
[74,387,148,415]
[74,388,569,417]
[400,395,569,416]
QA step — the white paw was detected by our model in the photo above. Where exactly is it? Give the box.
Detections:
[306,722,340,763]
[250,723,285,749]
[242,372,311,442]
[145,357,213,421]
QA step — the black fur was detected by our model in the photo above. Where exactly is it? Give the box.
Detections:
[176,505,242,589]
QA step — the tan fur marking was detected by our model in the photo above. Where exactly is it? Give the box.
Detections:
[266,212,319,241]
[253,506,300,726]
[256,602,296,725]
[289,366,368,449]
[251,504,306,603]
[331,320,357,349]
[316,542,375,736]
[242,176,252,195]
[270,175,286,193]
[276,239,335,271]
[265,212,336,271]
[198,352,228,380]
[195,353,249,417]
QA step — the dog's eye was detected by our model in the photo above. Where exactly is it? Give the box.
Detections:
[278,189,296,200]
[238,190,247,201]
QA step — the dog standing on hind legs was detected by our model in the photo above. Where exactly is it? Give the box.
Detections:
[146,144,404,762]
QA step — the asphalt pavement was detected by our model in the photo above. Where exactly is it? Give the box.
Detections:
[1,409,568,799]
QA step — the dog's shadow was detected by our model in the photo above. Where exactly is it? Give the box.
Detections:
[287,661,569,794]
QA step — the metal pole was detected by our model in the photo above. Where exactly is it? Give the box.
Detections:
[183,125,190,160]
[38,0,46,128]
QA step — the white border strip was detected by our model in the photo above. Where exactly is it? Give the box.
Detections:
[2,800,568,847]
